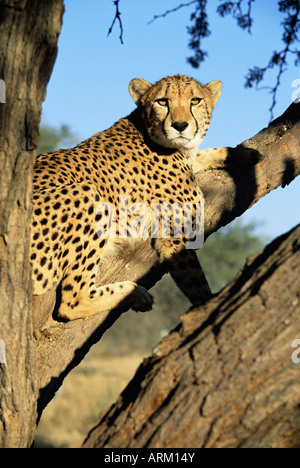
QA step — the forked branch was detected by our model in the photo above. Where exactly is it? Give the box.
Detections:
[107,0,124,44]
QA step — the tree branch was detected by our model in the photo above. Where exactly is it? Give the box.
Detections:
[82,222,300,448]
[33,102,300,420]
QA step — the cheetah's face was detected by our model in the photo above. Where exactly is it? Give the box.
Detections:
[129,74,222,158]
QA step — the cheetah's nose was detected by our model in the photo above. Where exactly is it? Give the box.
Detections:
[171,121,189,133]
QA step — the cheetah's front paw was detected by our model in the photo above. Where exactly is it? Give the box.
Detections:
[130,285,154,312]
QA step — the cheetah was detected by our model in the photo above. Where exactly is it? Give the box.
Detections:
[31,74,257,320]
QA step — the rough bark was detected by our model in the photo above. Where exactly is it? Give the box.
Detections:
[83,223,300,449]
[0,0,64,448]
[34,102,300,419]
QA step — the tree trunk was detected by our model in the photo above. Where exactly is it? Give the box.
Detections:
[82,223,300,448]
[0,0,64,448]
[33,102,300,420]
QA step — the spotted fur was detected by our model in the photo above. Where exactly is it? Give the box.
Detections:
[31,74,225,320]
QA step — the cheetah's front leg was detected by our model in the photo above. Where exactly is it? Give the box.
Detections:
[155,238,212,306]
[168,249,212,306]
[191,146,260,172]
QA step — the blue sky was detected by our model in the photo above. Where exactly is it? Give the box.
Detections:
[41,0,300,241]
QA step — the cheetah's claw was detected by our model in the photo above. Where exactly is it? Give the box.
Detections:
[130,285,154,312]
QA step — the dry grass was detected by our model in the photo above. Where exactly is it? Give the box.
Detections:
[35,351,144,448]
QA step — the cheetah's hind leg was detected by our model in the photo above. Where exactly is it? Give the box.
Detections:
[58,277,154,321]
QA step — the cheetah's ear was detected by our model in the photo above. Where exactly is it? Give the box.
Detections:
[129,78,152,105]
[205,80,222,108]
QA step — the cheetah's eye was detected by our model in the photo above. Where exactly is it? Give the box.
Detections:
[191,97,202,106]
[156,99,168,107]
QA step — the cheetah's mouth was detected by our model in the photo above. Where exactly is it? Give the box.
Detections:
[170,135,191,142]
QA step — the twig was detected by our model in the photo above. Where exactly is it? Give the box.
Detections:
[148,1,197,24]
[245,0,300,121]
[107,0,124,44]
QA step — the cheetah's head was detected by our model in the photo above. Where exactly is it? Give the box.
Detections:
[129,74,222,159]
